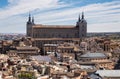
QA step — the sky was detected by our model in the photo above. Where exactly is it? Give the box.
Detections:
[0,0,120,33]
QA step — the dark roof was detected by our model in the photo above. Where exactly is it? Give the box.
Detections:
[90,74,102,79]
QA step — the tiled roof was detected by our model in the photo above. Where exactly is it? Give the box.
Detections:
[31,55,52,62]
[33,24,75,29]
[96,70,120,77]
[44,44,58,47]
[16,46,39,50]
[80,52,106,58]
[80,65,96,69]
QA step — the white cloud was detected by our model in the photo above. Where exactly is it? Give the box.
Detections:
[0,0,66,19]
[88,22,120,32]
[34,1,120,24]
[0,0,120,33]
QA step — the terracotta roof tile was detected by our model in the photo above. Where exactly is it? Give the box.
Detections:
[33,24,75,29]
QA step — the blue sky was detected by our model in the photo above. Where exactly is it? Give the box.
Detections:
[0,0,120,33]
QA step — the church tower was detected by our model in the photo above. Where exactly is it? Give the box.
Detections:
[77,12,87,38]
[26,14,34,37]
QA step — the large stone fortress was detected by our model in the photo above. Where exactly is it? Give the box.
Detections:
[26,12,87,48]
[27,12,87,38]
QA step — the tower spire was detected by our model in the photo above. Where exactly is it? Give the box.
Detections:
[32,16,34,24]
[28,13,31,22]
[82,12,84,19]
[78,14,81,22]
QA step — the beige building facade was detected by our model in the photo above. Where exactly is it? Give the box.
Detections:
[26,13,87,48]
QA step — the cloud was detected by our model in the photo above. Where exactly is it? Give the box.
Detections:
[34,1,120,24]
[88,22,120,32]
[0,0,120,33]
[0,0,67,19]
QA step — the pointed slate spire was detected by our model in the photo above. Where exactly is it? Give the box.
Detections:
[32,16,34,24]
[28,13,31,22]
[78,14,81,22]
[82,12,84,19]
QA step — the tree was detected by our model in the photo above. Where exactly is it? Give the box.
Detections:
[18,72,36,79]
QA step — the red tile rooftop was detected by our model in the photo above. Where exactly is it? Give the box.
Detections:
[16,46,39,50]
[33,24,75,29]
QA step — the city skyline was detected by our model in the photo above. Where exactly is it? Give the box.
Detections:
[0,0,120,33]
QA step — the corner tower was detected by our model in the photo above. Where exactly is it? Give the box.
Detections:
[77,12,87,38]
[26,14,34,37]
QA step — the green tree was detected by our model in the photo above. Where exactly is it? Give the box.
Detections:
[18,72,36,79]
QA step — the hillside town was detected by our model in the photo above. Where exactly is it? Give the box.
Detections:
[0,35,120,79]
[0,10,120,79]
[0,0,120,78]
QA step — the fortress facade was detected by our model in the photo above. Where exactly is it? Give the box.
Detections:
[26,12,87,48]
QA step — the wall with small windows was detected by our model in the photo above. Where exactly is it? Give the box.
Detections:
[32,27,79,38]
